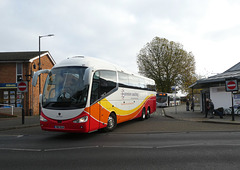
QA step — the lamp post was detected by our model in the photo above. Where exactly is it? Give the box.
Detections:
[38,34,54,115]
[171,86,177,114]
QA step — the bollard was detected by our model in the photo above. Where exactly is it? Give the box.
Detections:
[22,98,25,124]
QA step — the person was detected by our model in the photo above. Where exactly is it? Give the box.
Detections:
[205,98,210,118]
[191,101,195,112]
[186,99,190,111]
[214,108,223,119]
[209,99,214,119]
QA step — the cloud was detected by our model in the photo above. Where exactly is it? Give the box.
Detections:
[1,0,240,76]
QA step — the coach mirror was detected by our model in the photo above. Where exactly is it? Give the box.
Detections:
[83,68,91,86]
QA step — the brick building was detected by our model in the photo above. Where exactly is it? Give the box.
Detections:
[0,51,55,116]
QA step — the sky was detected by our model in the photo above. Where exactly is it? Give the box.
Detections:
[1,0,240,77]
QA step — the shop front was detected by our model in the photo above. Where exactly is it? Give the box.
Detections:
[0,51,55,115]
[0,83,23,108]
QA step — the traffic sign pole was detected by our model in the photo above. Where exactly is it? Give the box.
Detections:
[231,92,234,121]
[225,78,238,121]
[22,97,24,124]
[17,81,28,124]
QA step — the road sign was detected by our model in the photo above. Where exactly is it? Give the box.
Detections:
[17,81,28,93]
[171,86,176,91]
[225,79,238,92]
[227,81,236,89]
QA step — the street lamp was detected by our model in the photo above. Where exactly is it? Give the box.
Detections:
[38,34,54,115]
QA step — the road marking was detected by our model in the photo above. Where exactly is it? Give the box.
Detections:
[0,135,23,137]
[156,143,203,149]
[2,143,240,152]
[0,148,41,152]
[17,135,24,138]
[44,146,99,152]
[103,145,153,149]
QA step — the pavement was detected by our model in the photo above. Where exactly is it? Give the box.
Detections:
[0,114,40,131]
[164,105,240,125]
[1,104,240,131]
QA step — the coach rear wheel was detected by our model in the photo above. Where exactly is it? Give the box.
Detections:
[104,113,117,132]
[146,108,150,119]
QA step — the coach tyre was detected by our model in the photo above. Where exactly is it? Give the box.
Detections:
[146,107,150,119]
[104,113,117,132]
[140,108,146,121]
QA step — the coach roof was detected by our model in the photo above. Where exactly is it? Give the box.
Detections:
[53,56,154,81]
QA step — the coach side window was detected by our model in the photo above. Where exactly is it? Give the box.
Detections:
[118,72,129,87]
[99,70,117,97]
[129,75,140,88]
[90,70,117,105]
[146,80,156,91]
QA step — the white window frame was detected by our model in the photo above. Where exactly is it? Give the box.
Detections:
[16,63,23,82]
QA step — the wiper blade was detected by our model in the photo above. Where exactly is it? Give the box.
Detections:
[43,102,56,107]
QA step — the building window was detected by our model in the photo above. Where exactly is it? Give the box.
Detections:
[16,63,23,82]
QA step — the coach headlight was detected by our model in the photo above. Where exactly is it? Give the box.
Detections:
[40,115,47,122]
[73,116,88,123]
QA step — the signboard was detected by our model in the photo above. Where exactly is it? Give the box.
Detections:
[0,83,17,89]
[234,94,240,106]
[17,81,28,93]
[171,86,176,91]
[225,79,238,92]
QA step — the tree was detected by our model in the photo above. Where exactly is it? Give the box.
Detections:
[137,37,196,93]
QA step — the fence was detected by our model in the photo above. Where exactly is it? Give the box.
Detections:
[0,104,14,115]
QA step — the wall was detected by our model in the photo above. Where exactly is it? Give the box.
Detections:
[0,63,16,83]
[0,53,54,116]
[29,54,55,116]
[210,86,232,109]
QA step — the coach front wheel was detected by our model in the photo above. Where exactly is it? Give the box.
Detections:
[140,108,146,121]
[104,113,117,132]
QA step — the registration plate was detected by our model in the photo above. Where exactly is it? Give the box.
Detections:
[54,125,65,129]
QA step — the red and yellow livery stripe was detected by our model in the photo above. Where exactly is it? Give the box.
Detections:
[85,94,155,131]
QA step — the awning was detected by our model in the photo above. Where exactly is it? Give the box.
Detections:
[189,70,240,89]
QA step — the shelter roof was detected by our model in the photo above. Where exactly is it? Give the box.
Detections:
[190,62,240,89]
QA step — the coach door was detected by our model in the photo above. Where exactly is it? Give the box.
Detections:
[90,70,117,130]
[89,71,101,131]
[98,70,117,125]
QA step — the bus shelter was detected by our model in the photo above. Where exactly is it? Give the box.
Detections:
[189,62,240,113]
